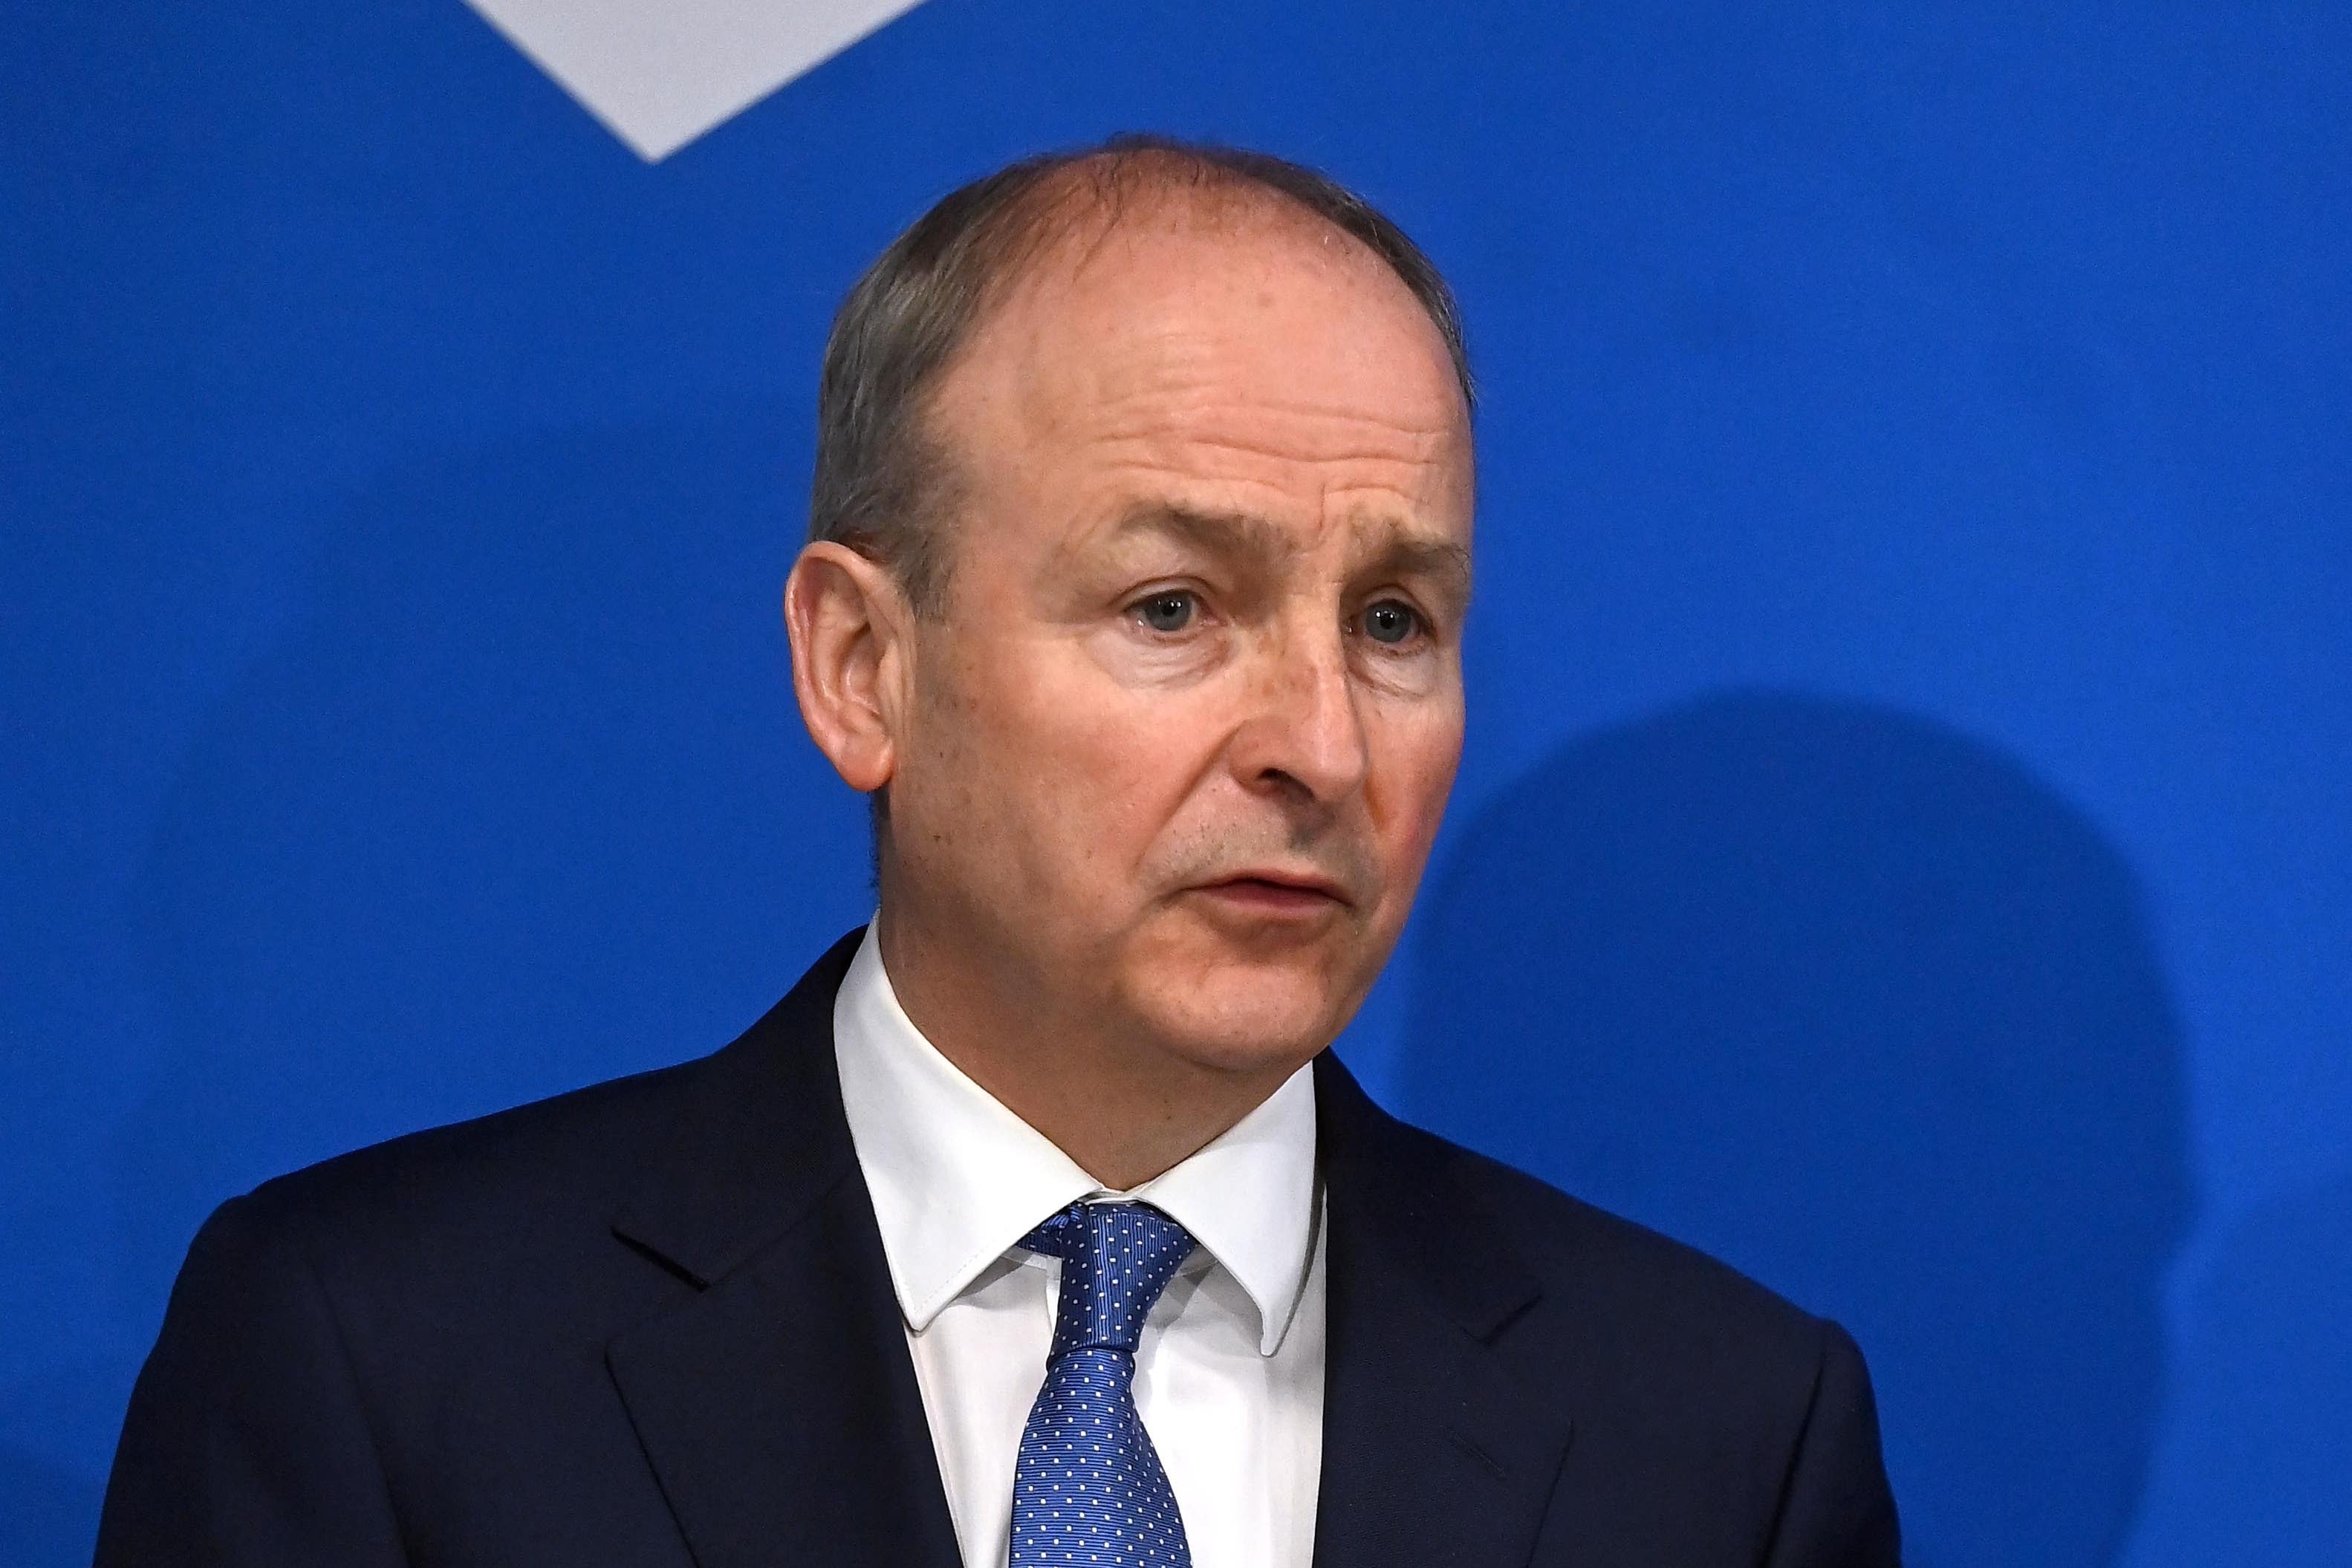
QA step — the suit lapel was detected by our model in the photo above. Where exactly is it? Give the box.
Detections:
[604,930,963,1568]
[1311,1053,1576,1568]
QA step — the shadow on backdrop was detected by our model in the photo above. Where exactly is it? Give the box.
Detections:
[1400,691,2191,1568]
[2118,1164,2352,1568]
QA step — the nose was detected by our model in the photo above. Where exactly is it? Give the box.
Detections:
[1227,620,1371,809]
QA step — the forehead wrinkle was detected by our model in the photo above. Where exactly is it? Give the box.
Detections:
[1076,348,1463,458]
[1075,385,1462,476]
[1079,458,1455,550]
[1086,428,1455,481]
[1095,501,1296,570]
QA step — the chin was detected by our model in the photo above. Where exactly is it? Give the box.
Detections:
[1121,959,1357,1078]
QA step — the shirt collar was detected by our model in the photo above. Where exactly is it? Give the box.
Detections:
[832,922,1319,1357]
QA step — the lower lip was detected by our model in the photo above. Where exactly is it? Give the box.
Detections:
[1193,879,1345,917]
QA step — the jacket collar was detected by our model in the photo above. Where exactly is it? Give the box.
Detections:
[604,928,965,1568]
[607,927,868,1289]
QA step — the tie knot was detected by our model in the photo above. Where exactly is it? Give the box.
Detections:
[1020,1201,1197,1359]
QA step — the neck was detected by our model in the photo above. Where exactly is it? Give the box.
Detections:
[873,902,1302,1191]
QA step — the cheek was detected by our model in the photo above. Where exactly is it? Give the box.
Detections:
[1366,700,1464,864]
[954,651,1209,896]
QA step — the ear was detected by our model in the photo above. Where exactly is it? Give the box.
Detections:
[784,541,914,795]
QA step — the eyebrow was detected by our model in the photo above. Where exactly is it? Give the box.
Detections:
[1104,502,1292,569]
[1363,529,1474,607]
[1103,503,1473,605]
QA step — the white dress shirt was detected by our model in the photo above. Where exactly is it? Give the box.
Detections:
[832,924,1326,1568]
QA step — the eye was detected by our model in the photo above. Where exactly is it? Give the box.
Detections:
[1134,589,1198,634]
[1359,599,1424,646]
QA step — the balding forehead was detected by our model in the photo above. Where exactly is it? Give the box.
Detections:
[1006,174,1398,317]
[1016,151,1371,259]
[964,203,1472,460]
[941,146,1474,416]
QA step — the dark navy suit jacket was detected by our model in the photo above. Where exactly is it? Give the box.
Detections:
[97,928,1901,1567]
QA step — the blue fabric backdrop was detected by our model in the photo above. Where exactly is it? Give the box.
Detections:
[4,1,2348,1562]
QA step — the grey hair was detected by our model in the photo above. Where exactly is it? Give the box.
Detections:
[805,134,1474,618]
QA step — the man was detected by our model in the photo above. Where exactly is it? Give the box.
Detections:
[98,138,1900,1567]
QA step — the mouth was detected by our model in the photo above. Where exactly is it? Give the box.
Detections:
[1189,869,1354,917]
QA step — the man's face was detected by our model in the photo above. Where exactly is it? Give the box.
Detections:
[889,199,1474,1078]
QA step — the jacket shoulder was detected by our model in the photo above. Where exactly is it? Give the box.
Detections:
[227,1048,710,1275]
[1411,1118,1839,1385]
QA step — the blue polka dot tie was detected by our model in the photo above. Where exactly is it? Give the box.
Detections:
[1010,1200,1198,1568]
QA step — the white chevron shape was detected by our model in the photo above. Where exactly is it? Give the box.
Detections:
[464,0,932,161]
